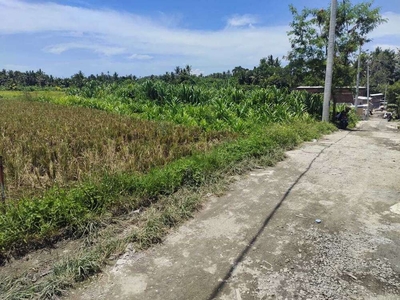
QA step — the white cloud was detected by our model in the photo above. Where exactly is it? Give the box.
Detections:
[129,54,153,60]
[364,12,400,53]
[191,68,204,76]
[2,1,400,77]
[0,0,289,76]
[44,43,126,56]
[370,12,400,39]
[226,14,259,27]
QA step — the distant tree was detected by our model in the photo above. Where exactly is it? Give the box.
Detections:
[288,0,386,87]
[232,66,249,85]
[367,47,396,90]
[112,72,119,82]
[174,66,181,75]
[71,71,85,88]
[256,55,289,87]
[393,49,400,83]
[184,65,192,76]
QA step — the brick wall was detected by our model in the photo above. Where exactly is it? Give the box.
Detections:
[296,87,367,104]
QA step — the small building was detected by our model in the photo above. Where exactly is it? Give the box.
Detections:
[355,93,384,108]
[356,96,371,106]
[296,86,367,105]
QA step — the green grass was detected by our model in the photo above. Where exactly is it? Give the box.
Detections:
[0,90,64,99]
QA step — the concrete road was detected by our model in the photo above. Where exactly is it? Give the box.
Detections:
[69,119,400,300]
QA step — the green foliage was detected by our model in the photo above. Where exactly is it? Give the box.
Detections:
[231,56,291,88]
[335,104,359,128]
[44,81,324,132]
[368,48,397,88]
[387,103,399,118]
[387,81,400,104]
[288,0,386,87]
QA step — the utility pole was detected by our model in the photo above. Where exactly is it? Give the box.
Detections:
[366,60,370,120]
[0,156,5,203]
[384,84,388,107]
[354,45,362,107]
[322,0,338,122]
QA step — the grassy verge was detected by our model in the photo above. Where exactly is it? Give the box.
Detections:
[0,120,335,299]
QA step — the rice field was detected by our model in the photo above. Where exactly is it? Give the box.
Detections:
[0,99,232,200]
[0,90,64,99]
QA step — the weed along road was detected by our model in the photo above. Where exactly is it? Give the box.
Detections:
[69,118,400,300]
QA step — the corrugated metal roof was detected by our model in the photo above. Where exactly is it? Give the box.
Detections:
[297,86,367,89]
[297,86,323,88]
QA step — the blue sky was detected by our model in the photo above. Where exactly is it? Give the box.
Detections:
[1,0,400,78]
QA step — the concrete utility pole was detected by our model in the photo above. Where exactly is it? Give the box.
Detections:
[322,0,338,122]
[384,84,388,105]
[354,45,362,107]
[366,60,370,120]
[0,156,5,203]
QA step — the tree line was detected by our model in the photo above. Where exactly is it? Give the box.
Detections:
[1,1,400,105]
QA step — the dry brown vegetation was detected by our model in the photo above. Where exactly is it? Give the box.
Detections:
[0,99,232,199]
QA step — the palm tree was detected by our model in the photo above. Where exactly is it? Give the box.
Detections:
[185,65,192,76]
[174,66,181,75]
